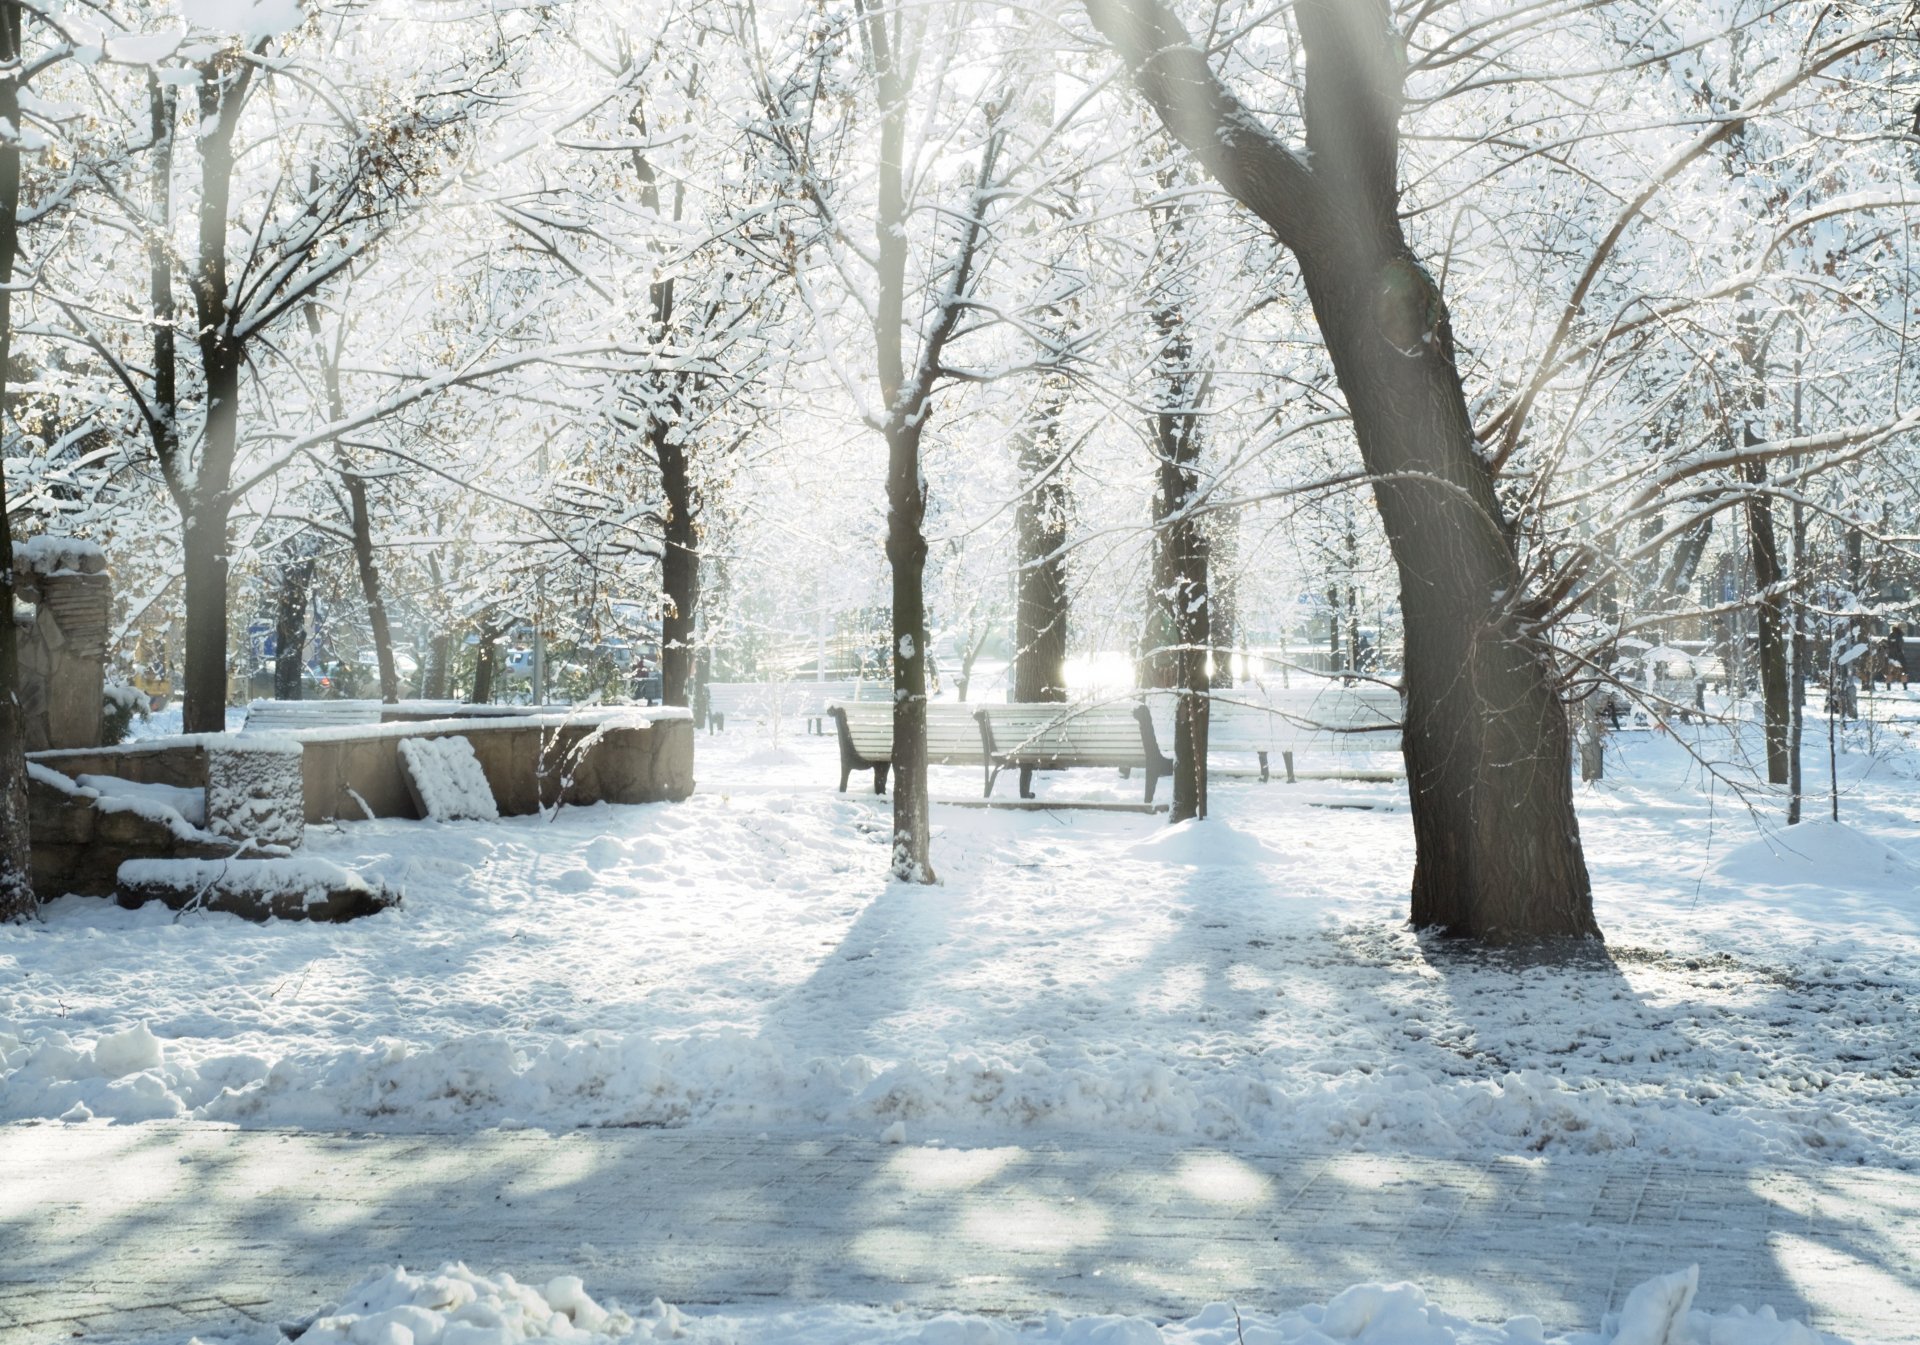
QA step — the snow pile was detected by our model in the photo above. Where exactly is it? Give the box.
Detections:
[73,774,206,827]
[117,857,377,903]
[1126,819,1282,866]
[1711,820,1917,894]
[184,1262,1843,1345]
[398,735,500,822]
[288,1263,664,1344]
[0,1021,184,1122]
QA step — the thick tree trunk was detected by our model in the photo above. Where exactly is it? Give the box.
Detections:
[0,0,34,917]
[1014,394,1070,703]
[1088,0,1596,941]
[1307,256,1593,937]
[180,502,233,733]
[273,556,313,699]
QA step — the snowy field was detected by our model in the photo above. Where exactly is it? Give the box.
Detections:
[5,699,1917,1163]
[6,701,1919,1345]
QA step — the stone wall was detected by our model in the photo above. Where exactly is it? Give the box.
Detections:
[26,771,228,898]
[25,711,695,897]
[298,712,694,822]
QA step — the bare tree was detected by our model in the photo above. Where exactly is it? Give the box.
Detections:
[1085,0,1598,940]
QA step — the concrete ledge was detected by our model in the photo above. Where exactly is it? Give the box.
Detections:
[296,712,694,822]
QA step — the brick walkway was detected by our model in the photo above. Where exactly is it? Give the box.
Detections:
[3,1123,1915,1343]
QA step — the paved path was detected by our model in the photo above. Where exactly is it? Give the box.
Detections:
[4,1124,1917,1343]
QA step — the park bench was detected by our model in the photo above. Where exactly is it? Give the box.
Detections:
[1158,683,1402,782]
[708,679,870,735]
[828,701,989,793]
[241,699,386,733]
[975,702,1169,802]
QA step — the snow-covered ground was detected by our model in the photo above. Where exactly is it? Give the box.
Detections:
[183,1261,1830,1345]
[5,698,1917,1164]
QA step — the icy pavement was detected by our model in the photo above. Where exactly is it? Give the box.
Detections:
[3,1122,1917,1344]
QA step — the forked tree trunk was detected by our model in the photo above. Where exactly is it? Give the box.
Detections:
[273,556,313,699]
[0,0,30,916]
[1013,394,1071,704]
[1089,0,1597,941]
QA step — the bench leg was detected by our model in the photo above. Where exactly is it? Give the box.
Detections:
[1143,761,1159,804]
[1118,765,1131,779]
[874,763,890,796]
[1283,750,1295,784]
[1019,765,1035,800]
[1257,750,1269,783]
[839,764,852,793]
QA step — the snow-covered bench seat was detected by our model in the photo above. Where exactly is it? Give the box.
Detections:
[242,699,544,734]
[828,702,989,794]
[976,702,1168,802]
[708,680,874,734]
[1149,683,1403,783]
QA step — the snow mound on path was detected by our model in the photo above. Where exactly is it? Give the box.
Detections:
[11,1020,1852,1163]
[1126,819,1282,867]
[213,1261,1844,1345]
[1711,820,1917,892]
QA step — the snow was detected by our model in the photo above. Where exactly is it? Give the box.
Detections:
[397,735,500,822]
[179,0,303,39]
[117,855,376,899]
[103,28,186,63]
[74,773,207,827]
[3,720,1917,1165]
[169,1260,1840,1345]
[11,532,104,574]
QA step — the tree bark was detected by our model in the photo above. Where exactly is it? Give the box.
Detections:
[177,61,254,733]
[1088,0,1597,941]
[1736,308,1789,784]
[273,555,313,699]
[471,623,501,704]
[1208,508,1239,688]
[657,423,700,708]
[303,299,398,703]
[1013,390,1070,703]
[424,631,451,700]
[0,0,33,917]
[1156,445,1210,822]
